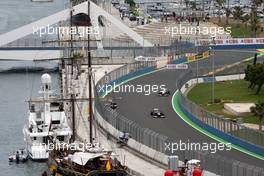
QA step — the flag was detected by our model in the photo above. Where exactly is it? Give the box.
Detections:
[105,159,112,171]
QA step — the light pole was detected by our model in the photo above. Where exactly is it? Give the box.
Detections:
[212,47,215,104]
[209,36,216,104]
[196,38,199,84]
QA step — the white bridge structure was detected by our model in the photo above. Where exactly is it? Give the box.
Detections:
[0,0,152,61]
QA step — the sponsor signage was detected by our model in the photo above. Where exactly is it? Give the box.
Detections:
[188,55,196,62]
[135,56,156,62]
[166,64,188,70]
[203,51,210,58]
[196,38,264,46]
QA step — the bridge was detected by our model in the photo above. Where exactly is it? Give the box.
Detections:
[0,0,153,61]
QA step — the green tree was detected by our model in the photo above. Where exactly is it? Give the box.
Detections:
[185,0,190,12]
[250,0,263,36]
[245,64,256,89]
[125,0,136,7]
[250,102,264,131]
[225,7,231,25]
[250,9,259,37]
[233,6,244,26]
[252,0,263,6]
[224,0,231,25]
[190,1,196,10]
[241,14,250,27]
[254,64,264,94]
[216,0,226,23]
[245,63,264,94]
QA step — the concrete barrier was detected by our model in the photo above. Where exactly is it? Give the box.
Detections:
[146,148,157,160]
[94,106,169,166]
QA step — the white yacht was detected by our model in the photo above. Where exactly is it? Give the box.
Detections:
[23,73,72,161]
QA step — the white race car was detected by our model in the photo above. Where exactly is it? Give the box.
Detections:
[158,89,170,97]
[150,108,165,118]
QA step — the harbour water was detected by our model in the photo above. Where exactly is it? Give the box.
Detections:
[0,0,65,73]
[0,0,66,35]
[0,72,59,176]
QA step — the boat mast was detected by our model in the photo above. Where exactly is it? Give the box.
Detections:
[87,0,93,144]
[70,0,76,142]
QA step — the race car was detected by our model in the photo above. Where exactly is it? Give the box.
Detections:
[110,102,118,109]
[105,101,118,110]
[150,108,165,118]
[158,89,170,97]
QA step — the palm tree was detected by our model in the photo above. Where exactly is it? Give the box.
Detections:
[252,0,263,6]
[190,1,197,11]
[225,8,231,25]
[185,0,190,13]
[233,6,244,26]
[225,0,230,25]
[250,102,264,131]
[215,0,226,23]
[250,0,263,36]
[250,9,259,37]
[242,14,250,27]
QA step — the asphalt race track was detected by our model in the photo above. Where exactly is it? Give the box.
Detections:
[109,50,264,168]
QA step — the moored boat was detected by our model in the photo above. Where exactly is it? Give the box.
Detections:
[9,149,28,163]
[23,73,72,161]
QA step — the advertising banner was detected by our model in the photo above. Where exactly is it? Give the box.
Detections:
[196,38,264,46]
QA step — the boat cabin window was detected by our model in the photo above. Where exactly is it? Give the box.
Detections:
[30,104,35,112]
[43,136,53,144]
[36,112,42,119]
[33,137,37,140]
[57,136,64,141]
[36,121,44,125]
[52,120,60,125]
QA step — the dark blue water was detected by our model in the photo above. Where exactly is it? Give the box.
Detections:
[0,73,59,176]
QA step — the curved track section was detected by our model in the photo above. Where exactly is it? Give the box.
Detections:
[109,50,264,168]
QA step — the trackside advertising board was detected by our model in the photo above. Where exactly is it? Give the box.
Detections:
[196,38,264,46]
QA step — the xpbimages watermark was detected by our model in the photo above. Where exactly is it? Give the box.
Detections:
[45,141,100,152]
[164,25,231,37]
[32,24,100,37]
[165,140,232,154]
[98,82,167,95]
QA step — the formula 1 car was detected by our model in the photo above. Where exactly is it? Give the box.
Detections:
[158,89,170,97]
[150,108,165,118]
[110,102,118,109]
[105,101,118,110]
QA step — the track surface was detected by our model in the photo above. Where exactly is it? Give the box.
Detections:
[110,50,264,168]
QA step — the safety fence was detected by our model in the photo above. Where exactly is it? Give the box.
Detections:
[94,60,264,175]
[178,71,264,153]
[177,71,264,175]
[94,61,168,153]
